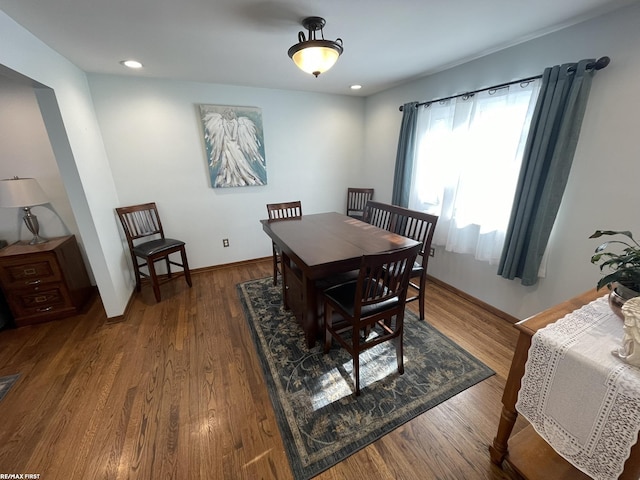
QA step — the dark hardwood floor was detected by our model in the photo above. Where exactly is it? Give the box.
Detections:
[0,258,527,479]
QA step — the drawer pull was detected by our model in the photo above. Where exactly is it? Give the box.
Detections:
[36,306,53,312]
[25,279,42,286]
[22,267,37,276]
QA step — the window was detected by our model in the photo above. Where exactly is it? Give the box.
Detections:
[407,81,540,264]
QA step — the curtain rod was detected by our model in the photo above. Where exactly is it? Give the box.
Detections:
[399,56,610,111]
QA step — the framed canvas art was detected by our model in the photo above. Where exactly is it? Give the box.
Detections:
[198,104,267,188]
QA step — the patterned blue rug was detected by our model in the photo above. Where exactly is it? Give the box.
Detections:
[237,277,494,480]
[0,374,20,402]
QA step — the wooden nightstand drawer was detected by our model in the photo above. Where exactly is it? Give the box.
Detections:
[0,258,62,288]
[0,236,93,326]
[8,285,73,319]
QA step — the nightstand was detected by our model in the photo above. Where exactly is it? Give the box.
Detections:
[0,235,93,327]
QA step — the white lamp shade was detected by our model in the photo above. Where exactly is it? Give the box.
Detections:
[291,46,340,76]
[0,177,49,208]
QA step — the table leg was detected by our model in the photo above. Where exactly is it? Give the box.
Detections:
[281,252,290,310]
[490,332,532,465]
[302,275,318,349]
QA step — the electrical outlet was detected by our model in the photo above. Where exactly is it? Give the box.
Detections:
[223,238,229,247]
[429,247,435,257]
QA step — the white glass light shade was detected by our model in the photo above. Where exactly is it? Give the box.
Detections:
[0,177,48,208]
[291,45,340,77]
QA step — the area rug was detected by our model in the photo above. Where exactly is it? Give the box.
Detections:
[0,374,20,402]
[237,277,494,480]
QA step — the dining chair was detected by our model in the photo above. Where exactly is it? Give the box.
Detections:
[346,188,374,220]
[362,200,394,230]
[364,201,439,321]
[115,202,192,302]
[266,201,302,285]
[322,243,421,396]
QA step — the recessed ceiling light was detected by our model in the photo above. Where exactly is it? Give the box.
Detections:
[350,84,362,90]
[120,60,143,69]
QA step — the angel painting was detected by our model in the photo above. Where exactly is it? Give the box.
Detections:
[199,105,267,188]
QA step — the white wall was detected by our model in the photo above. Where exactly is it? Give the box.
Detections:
[363,2,640,319]
[0,11,130,317]
[0,76,80,244]
[87,75,365,269]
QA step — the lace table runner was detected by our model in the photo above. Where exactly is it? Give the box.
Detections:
[516,295,640,480]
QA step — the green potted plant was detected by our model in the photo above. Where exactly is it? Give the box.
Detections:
[590,230,640,317]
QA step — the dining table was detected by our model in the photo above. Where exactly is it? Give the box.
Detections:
[261,212,420,348]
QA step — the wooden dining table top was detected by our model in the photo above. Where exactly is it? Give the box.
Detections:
[261,212,420,279]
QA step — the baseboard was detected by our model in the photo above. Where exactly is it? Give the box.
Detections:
[427,274,519,324]
[105,287,136,324]
[190,257,271,275]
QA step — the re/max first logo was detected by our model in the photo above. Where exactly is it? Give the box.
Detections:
[0,474,41,479]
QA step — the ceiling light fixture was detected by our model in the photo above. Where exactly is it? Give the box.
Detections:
[288,16,343,78]
[120,60,143,69]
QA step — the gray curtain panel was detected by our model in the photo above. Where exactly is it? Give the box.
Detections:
[391,102,419,207]
[498,59,596,285]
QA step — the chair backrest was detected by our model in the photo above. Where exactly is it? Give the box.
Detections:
[363,201,438,267]
[266,201,302,221]
[115,202,165,249]
[363,201,394,230]
[347,188,374,218]
[353,244,421,316]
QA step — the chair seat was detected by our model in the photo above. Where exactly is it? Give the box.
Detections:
[315,270,359,290]
[411,261,424,275]
[324,280,400,318]
[386,261,423,276]
[347,211,365,219]
[133,238,185,257]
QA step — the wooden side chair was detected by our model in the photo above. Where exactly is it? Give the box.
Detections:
[346,188,374,220]
[362,199,394,230]
[322,243,420,395]
[115,202,192,302]
[364,201,439,321]
[395,210,438,321]
[266,201,302,285]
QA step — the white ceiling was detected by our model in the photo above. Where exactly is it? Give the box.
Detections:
[1,0,637,96]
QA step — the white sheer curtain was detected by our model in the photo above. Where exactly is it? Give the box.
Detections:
[408,81,540,264]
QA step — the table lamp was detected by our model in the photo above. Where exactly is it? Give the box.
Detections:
[0,176,49,244]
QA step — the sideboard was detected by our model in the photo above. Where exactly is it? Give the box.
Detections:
[489,288,640,479]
